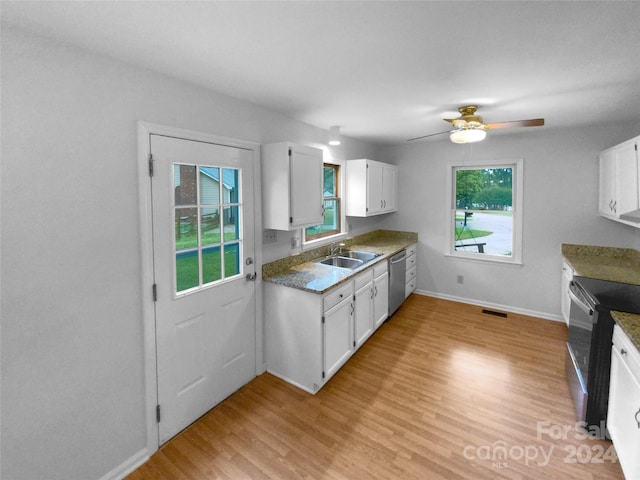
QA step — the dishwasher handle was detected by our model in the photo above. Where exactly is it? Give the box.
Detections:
[390,252,406,264]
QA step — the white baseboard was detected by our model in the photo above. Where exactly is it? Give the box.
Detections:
[414,289,565,323]
[98,447,150,480]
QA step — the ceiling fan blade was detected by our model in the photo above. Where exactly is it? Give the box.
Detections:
[485,118,545,129]
[407,130,450,142]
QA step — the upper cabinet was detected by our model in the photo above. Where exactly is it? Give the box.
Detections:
[599,135,640,227]
[262,142,324,230]
[345,159,398,217]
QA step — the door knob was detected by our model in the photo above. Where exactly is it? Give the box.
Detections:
[246,272,257,281]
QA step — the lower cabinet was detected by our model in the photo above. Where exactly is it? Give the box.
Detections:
[608,325,640,479]
[265,260,390,394]
[354,270,374,349]
[373,262,389,328]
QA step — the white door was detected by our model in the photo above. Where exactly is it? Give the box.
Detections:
[150,134,256,444]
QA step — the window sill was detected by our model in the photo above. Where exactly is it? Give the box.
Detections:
[302,231,349,251]
[444,252,523,267]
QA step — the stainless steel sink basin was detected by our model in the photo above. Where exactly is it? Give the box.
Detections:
[318,256,364,269]
[341,250,380,262]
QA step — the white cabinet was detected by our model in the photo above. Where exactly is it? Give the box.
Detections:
[346,159,398,217]
[599,136,640,227]
[373,261,389,329]
[323,292,355,381]
[405,243,417,298]
[608,325,640,479]
[265,280,354,394]
[353,270,374,349]
[262,142,324,230]
[561,260,574,326]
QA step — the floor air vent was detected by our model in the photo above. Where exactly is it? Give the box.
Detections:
[482,309,508,318]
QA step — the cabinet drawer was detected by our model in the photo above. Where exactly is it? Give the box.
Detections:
[405,265,416,284]
[405,280,416,297]
[354,270,373,290]
[374,261,388,278]
[406,244,417,257]
[406,253,416,270]
[324,282,354,312]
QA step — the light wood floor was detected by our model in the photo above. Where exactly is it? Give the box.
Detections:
[127,295,624,479]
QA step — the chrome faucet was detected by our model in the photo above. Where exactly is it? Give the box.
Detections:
[329,242,346,256]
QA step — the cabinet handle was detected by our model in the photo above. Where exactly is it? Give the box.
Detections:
[339,294,343,299]
[380,200,383,208]
[621,348,627,356]
[350,303,354,315]
[613,200,617,213]
[321,204,325,216]
[374,286,378,297]
[635,408,640,428]
[370,288,374,299]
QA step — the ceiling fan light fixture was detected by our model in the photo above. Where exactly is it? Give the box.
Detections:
[450,128,486,144]
[328,126,341,146]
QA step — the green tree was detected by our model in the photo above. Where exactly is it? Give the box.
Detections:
[456,169,483,208]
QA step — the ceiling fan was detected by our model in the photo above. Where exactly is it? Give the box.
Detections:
[407,105,544,143]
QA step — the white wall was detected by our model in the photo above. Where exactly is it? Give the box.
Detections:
[0,27,380,480]
[379,125,640,319]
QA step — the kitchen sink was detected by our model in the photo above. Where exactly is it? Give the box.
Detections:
[315,249,380,270]
[318,256,364,269]
[341,250,380,262]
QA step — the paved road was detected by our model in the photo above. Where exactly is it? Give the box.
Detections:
[455,211,512,256]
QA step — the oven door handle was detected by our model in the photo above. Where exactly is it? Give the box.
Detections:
[569,282,594,316]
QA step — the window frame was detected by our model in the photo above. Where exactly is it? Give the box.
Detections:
[303,160,347,247]
[445,158,524,265]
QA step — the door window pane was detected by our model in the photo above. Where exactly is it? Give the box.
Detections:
[176,250,199,292]
[202,246,222,284]
[201,207,220,246]
[224,242,241,277]
[174,165,197,205]
[176,207,198,250]
[173,163,243,294]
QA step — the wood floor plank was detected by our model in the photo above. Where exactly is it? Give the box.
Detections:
[127,295,624,479]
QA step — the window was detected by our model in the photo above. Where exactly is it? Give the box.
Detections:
[447,158,523,264]
[305,163,341,242]
[174,164,242,294]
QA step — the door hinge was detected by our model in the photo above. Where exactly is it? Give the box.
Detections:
[148,154,154,177]
[322,371,325,379]
[353,340,356,347]
[156,404,161,423]
[290,216,293,224]
[353,294,356,301]
[152,283,157,302]
[635,143,638,151]
[322,316,325,324]
[288,147,292,157]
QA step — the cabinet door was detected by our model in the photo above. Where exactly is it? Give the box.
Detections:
[290,145,323,227]
[373,272,389,329]
[367,161,384,215]
[599,149,616,216]
[323,296,354,381]
[608,339,640,479]
[354,281,374,349]
[615,142,639,217]
[382,164,397,212]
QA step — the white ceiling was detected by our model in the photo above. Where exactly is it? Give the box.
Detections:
[3,1,639,146]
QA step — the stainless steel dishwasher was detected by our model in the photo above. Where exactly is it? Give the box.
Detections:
[388,249,406,316]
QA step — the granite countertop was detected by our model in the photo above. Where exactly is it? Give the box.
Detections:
[263,229,418,294]
[611,311,640,351]
[562,244,640,285]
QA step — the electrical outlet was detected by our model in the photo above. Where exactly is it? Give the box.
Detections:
[457,275,464,284]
